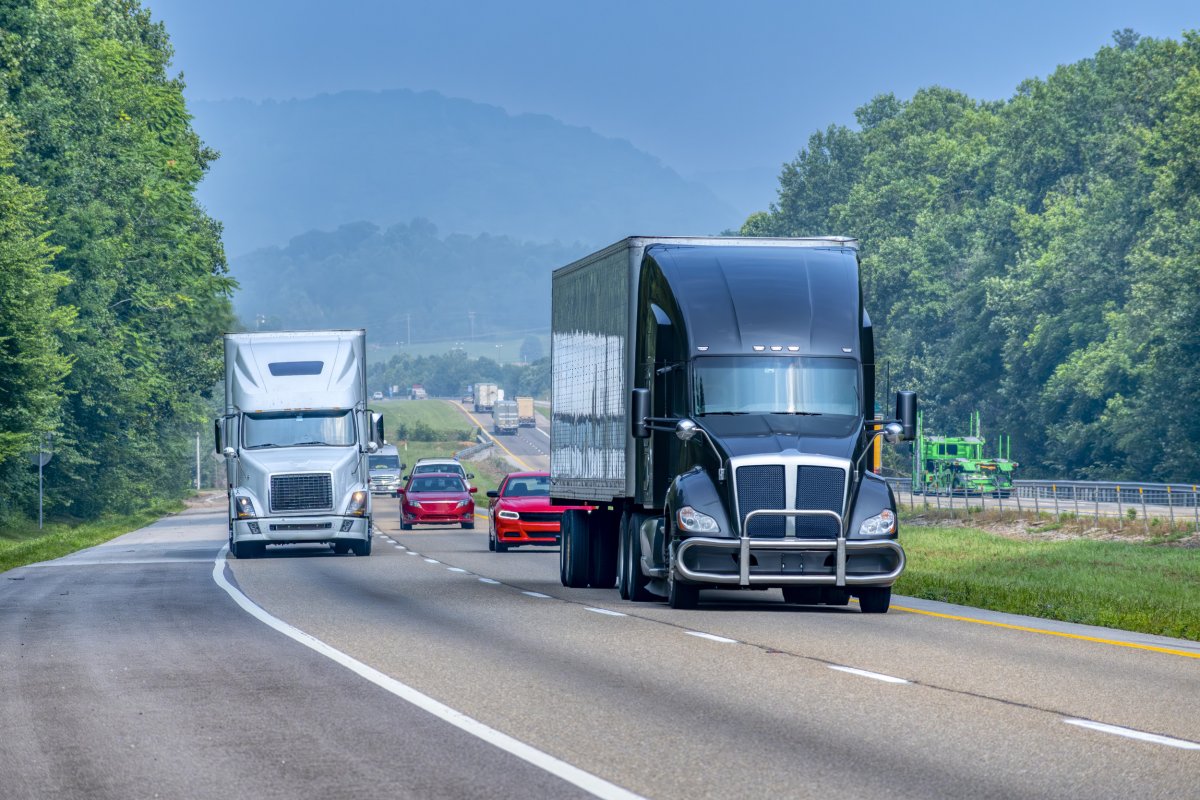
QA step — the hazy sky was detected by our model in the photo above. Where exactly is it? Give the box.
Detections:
[147,0,1197,211]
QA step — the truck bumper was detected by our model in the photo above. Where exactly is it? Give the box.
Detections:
[675,535,904,588]
[232,515,369,544]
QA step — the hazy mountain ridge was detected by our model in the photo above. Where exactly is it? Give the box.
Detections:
[232,218,584,343]
[193,89,736,255]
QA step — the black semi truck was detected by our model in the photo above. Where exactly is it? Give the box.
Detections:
[549,236,916,611]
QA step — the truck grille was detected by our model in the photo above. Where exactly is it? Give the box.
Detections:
[736,465,786,538]
[270,473,333,513]
[735,462,847,539]
[796,466,845,539]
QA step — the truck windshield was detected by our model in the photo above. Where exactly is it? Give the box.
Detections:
[692,356,859,416]
[243,410,357,448]
[369,455,401,469]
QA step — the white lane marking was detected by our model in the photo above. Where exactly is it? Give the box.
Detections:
[522,591,551,599]
[447,567,468,573]
[585,608,627,617]
[424,558,440,564]
[1063,718,1200,750]
[479,578,501,585]
[393,545,403,549]
[685,631,738,644]
[828,665,909,684]
[533,427,550,440]
[406,551,419,556]
[213,548,644,799]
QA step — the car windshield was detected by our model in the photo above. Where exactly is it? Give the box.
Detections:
[369,455,401,470]
[409,476,464,493]
[243,410,357,448]
[503,476,550,497]
[414,463,463,476]
[692,356,859,416]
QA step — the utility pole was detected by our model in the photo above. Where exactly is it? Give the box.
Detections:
[196,432,201,491]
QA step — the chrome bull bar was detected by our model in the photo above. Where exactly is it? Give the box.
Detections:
[674,509,905,588]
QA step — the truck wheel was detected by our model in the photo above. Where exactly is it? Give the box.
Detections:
[588,513,618,589]
[617,514,630,599]
[667,568,699,610]
[857,587,891,614]
[352,536,372,557]
[622,512,654,602]
[560,510,591,588]
[782,586,821,605]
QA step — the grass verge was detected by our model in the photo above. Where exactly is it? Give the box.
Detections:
[0,498,186,574]
[895,524,1200,640]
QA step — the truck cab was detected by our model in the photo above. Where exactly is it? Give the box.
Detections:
[216,330,384,558]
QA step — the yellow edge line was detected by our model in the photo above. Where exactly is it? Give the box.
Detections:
[448,400,534,471]
[891,604,1200,660]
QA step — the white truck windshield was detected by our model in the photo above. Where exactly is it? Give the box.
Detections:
[243,410,357,448]
[692,356,859,416]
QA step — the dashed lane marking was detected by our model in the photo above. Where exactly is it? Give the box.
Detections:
[685,631,738,644]
[479,578,501,585]
[522,591,551,599]
[828,665,909,684]
[447,567,468,573]
[585,608,628,617]
[1063,718,1200,750]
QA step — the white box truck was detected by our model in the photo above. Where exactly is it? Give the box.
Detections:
[215,329,385,558]
[473,382,499,413]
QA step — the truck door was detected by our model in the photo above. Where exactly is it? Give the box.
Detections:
[643,302,684,507]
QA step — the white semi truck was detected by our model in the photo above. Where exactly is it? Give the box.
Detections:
[216,329,385,558]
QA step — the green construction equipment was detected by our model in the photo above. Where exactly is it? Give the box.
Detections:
[911,410,1017,496]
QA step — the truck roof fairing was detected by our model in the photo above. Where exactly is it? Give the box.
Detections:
[224,330,366,413]
[645,245,862,357]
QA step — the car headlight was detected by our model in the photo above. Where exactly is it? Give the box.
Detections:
[677,505,720,533]
[408,500,422,508]
[858,509,896,537]
[235,495,257,519]
[456,498,470,508]
[498,509,519,520]
[346,490,368,517]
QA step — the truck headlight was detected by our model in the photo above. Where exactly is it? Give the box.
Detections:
[498,510,519,520]
[858,509,896,537]
[346,490,368,517]
[235,496,257,519]
[677,505,720,534]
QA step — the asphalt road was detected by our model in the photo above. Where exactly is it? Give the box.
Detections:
[453,400,551,471]
[2,502,1198,799]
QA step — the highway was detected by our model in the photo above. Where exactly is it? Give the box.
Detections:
[2,501,1198,799]
[453,399,551,472]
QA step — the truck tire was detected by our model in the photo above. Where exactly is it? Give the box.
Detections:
[560,510,591,588]
[857,586,891,614]
[667,567,699,610]
[782,586,821,605]
[588,512,618,589]
[620,511,654,602]
[352,536,372,557]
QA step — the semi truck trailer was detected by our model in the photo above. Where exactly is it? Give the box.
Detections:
[516,396,536,427]
[492,400,520,435]
[216,329,385,558]
[473,382,499,413]
[550,236,916,611]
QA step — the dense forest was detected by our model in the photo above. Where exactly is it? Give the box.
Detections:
[742,30,1200,482]
[0,0,232,521]
[233,219,583,343]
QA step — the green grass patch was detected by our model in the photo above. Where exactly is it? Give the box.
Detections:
[375,398,477,442]
[0,498,186,574]
[895,525,1200,640]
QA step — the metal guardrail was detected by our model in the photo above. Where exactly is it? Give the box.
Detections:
[884,477,1200,527]
[454,434,494,460]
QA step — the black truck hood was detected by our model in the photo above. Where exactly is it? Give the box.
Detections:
[696,414,862,461]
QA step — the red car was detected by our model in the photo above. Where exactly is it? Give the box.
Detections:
[486,471,590,551]
[400,472,476,530]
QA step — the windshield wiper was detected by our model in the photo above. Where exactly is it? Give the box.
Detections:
[769,411,822,416]
[698,411,750,416]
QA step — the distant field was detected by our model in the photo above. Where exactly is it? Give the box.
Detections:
[375,399,506,497]
[897,524,1200,640]
[367,334,548,365]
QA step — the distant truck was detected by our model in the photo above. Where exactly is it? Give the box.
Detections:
[516,396,536,427]
[473,382,499,413]
[369,443,405,497]
[912,410,1017,496]
[410,383,428,400]
[550,236,917,611]
[492,400,519,435]
[216,329,385,558]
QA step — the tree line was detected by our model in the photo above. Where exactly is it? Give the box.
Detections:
[367,352,550,403]
[0,1,232,522]
[742,30,1200,482]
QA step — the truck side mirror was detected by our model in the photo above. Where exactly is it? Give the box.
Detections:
[213,419,222,454]
[631,388,651,439]
[895,390,918,441]
[222,446,237,459]
[372,412,386,447]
